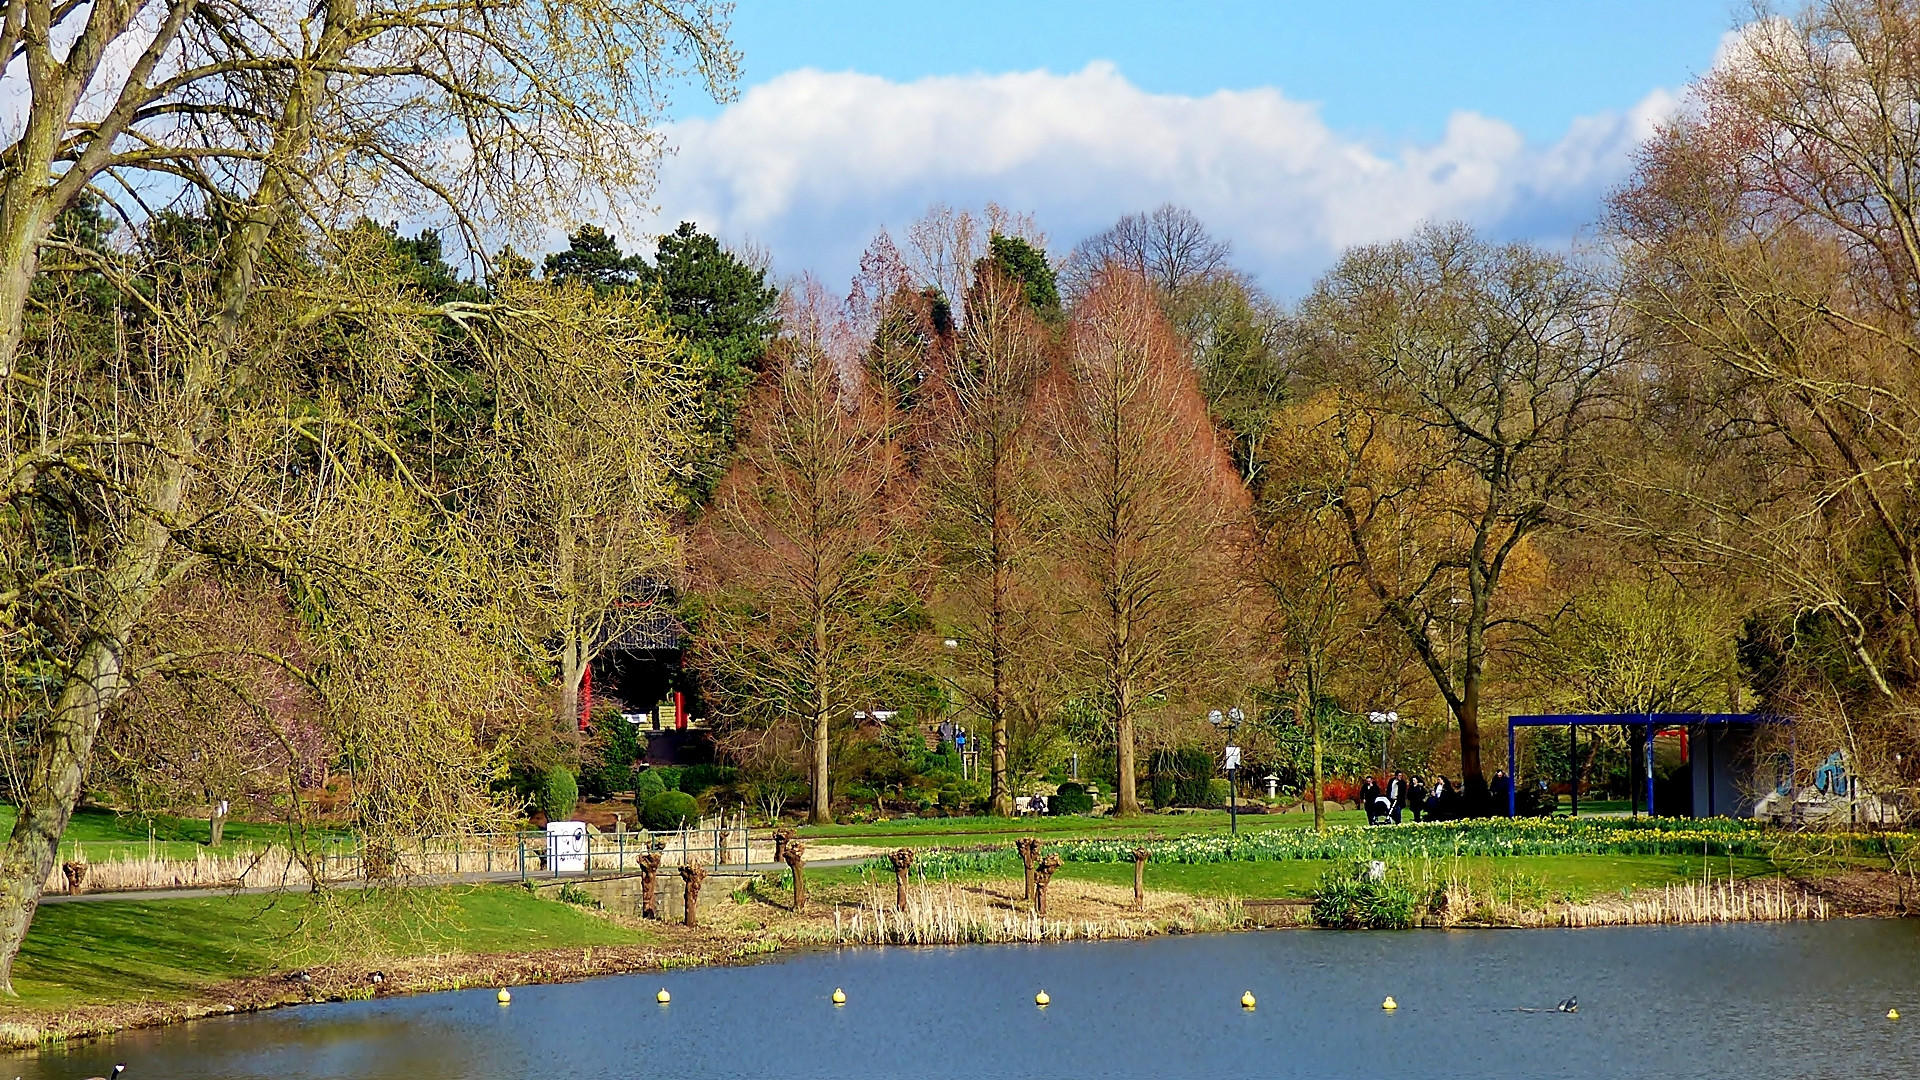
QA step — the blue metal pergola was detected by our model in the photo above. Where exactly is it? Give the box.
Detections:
[1505,712,1788,818]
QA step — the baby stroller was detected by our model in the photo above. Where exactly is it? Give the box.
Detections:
[1366,792,1396,825]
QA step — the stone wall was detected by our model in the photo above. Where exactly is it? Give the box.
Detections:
[532,870,753,923]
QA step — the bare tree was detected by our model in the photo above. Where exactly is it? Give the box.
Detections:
[925,267,1051,814]
[692,292,912,823]
[1607,0,1920,800]
[0,0,735,993]
[1042,267,1248,815]
[1290,225,1627,798]
[1065,205,1231,303]
[482,280,699,737]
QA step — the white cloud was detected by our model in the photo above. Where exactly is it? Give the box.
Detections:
[628,62,1683,297]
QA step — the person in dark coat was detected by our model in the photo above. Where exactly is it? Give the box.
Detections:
[1492,770,1513,814]
[1361,777,1383,825]
[1409,776,1427,821]
[1425,776,1448,821]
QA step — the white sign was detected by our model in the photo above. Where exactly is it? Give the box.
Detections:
[1368,711,1399,726]
[545,821,588,873]
[622,712,648,725]
[1224,745,1242,771]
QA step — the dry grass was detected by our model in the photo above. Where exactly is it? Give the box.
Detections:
[820,878,1244,945]
[1427,866,1830,928]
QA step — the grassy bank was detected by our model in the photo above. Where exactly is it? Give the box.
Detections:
[798,808,1368,847]
[791,851,1778,902]
[7,885,647,1010]
[1,806,348,864]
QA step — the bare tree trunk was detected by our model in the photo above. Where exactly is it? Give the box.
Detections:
[989,570,1012,815]
[1305,689,1325,833]
[890,848,914,909]
[0,450,187,993]
[679,864,707,927]
[811,612,831,824]
[1114,679,1140,815]
[1131,847,1148,911]
[781,842,807,911]
[637,852,661,919]
[1016,836,1040,901]
[1033,854,1061,915]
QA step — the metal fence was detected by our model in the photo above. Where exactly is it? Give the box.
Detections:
[49,819,785,895]
[315,821,778,884]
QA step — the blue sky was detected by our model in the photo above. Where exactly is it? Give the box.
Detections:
[634,1,1746,296]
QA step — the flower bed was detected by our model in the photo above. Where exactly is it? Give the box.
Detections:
[871,817,1826,878]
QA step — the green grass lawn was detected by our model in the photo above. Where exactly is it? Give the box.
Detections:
[800,808,1370,847]
[0,805,351,863]
[769,851,1776,906]
[4,885,646,1010]
[1056,853,1778,899]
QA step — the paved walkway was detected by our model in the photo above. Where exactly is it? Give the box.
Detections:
[39,856,874,904]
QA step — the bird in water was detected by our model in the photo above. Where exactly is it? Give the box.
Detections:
[82,1065,126,1080]
[1556,997,1578,1013]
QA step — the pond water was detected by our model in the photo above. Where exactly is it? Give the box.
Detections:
[15,920,1920,1080]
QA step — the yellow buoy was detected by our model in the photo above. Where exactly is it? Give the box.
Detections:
[496,989,511,1004]
[1035,990,1051,1007]
[1382,996,1399,1011]
[832,988,847,1006]
[656,988,672,1005]
[1241,991,1257,1009]
[1890,1008,1902,1020]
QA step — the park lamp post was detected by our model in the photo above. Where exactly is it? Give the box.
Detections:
[1210,707,1245,835]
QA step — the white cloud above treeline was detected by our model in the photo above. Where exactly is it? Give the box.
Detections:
[628,62,1681,297]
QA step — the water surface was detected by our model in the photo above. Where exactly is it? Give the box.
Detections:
[16,920,1920,1079]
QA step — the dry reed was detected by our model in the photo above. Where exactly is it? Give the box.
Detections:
[825,881,1243,945]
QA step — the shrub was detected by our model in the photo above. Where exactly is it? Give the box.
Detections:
[1149,775,1176,809]
[1174,747,1215,806]
[1051,782,1095,815]
[641,790,699,831]
[556,882,601,909]
[1205,778,1232,806]
[579,709,646,799]
[680,763,736,798]
[1310,864,1419,930]
[634,768,667,799]
[654,766,685,792]
[539,766,578,821]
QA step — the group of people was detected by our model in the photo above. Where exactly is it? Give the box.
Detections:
[1361,771,1514,824]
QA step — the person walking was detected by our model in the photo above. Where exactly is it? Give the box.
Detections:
[1409,775,1427,822]
[1387,772,1406,824]
[1426,776,1448,822]
[1361,777,1383,825]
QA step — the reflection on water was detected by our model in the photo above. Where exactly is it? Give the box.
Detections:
[16,920,1920,1080]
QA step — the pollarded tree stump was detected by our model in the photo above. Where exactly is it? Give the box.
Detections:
[636,852,662,919]
[61,861,87,894]
[781,840,807,912]
[1016,837,1042,901]
[1033,854,1062,916]
[773,827,797,866]
[889,848,915,910]
[680,863,708,927]
[1131,848,1149,911]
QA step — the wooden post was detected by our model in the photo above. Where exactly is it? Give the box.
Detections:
[637,851,662,919]
[1131,847,1148,911]
[782,840,807,912]
[1034,855,1062,916]
[1016,837,1041,901]
[680,863,708,927]
[889,848,915,910]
